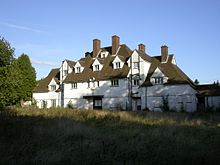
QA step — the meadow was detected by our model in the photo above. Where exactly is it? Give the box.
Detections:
[0,107,220,165]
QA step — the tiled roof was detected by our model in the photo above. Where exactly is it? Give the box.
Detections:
[142,55,195,86]
[196,84,220,96]
[66,60,76,68]
[33,68,60,93]
[64,44,132,83]
[33,42,195,92]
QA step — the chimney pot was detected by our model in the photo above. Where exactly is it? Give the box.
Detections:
[93,39,101,57]
[161,45,168,63]
[112,35,120,55]
[138,44,145,53]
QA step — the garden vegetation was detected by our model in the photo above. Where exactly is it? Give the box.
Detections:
[1,107,220,164]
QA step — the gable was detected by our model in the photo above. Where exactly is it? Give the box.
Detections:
[151,67,165,78]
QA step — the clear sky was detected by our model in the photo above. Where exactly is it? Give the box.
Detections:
[1,0,219,83]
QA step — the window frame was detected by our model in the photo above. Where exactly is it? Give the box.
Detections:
[51,99,56,107]
[133,62,139,69]
[71,82,78,89]
[111,79,119,87]
[76,67,81,73]
[94,64,100,71]
[133,79,140,86]
[154,77,163,84]
[50,85,56,91]
[115,62,121,69]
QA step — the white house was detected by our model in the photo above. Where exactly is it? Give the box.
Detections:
[33,35,220,112]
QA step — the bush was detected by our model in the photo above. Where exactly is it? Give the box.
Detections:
[161,96,170,112]
[67,101,75,109]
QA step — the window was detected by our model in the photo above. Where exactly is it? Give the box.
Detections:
[115,62,121,69]
[64,70,68,75]
[94,100,102,107]
[88,82,90,88]
[111,79,119,86]
[94,65,100,71]
[71,83,77,89]
[97,81,99,87]
[51,85,56,91]
[76,67,81,73]
[51,99,56,107]
[133,62,139,69]
[155,77,163,84]
[133,79,140,86]
[42,100,47,108]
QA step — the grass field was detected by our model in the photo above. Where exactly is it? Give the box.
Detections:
[1,107,220,165]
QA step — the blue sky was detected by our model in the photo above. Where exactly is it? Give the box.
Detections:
[1,0,220,83]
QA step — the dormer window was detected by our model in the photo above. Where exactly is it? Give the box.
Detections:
[115,62,121,69]
[133,79,140,86]
[94,64,100,71]
[76,67,81,73]
[51,85,56,91]
[133,62,139,69]
[100,51,108,58]
[71,83,77,89]
[155,77,163,84]
[64,70,68,75]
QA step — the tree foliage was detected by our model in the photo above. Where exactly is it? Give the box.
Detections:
[0,37,36,108]
[0,37,14,67]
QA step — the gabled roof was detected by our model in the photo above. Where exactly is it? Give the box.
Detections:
[142,55,195,86]
[66,60,76,68]
[33,68,60,93]
[64,44,132,83]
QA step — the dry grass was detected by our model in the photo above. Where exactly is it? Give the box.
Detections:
[1,107,220,164]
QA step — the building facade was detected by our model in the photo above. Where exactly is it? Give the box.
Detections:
[33,35,219,112]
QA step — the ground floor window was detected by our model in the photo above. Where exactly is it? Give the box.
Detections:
[93,98,102,109]
[51,99,56,107]
[42,100,47,108]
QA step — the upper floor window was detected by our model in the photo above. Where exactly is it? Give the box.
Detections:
[76,67,81,73]
[133,62,139,69]
[71,83,77,89]
[155,77,163,84]
[94,65,100,71]
[115,62,121,69]
[133,79,140,86]
[64,70,68,75]
[111,79,119,86]
[51,85,56,91]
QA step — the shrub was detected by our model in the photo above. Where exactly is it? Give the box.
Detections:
[161,95,170,112]
[67,101,75,109]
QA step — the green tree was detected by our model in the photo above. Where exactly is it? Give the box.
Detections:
[0,37,36,108]
[0,37,14,67]
[14,54,36,101]
[194,79,199,85]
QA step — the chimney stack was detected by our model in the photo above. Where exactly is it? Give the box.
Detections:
[93,39,101,57]
[138,44,145,53]
[112,35,120,55]
[161,45,168,63]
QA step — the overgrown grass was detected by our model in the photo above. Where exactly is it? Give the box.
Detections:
[1,107,220,164]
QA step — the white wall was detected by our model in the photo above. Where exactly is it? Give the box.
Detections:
[143,84,197,112]
[63,79,130,110]
[33,91,60,108]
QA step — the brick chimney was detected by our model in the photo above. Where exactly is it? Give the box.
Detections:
[161,45,168,63]
[138,43,145,53]
[112,35,120,55]
[93,39,101,57]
